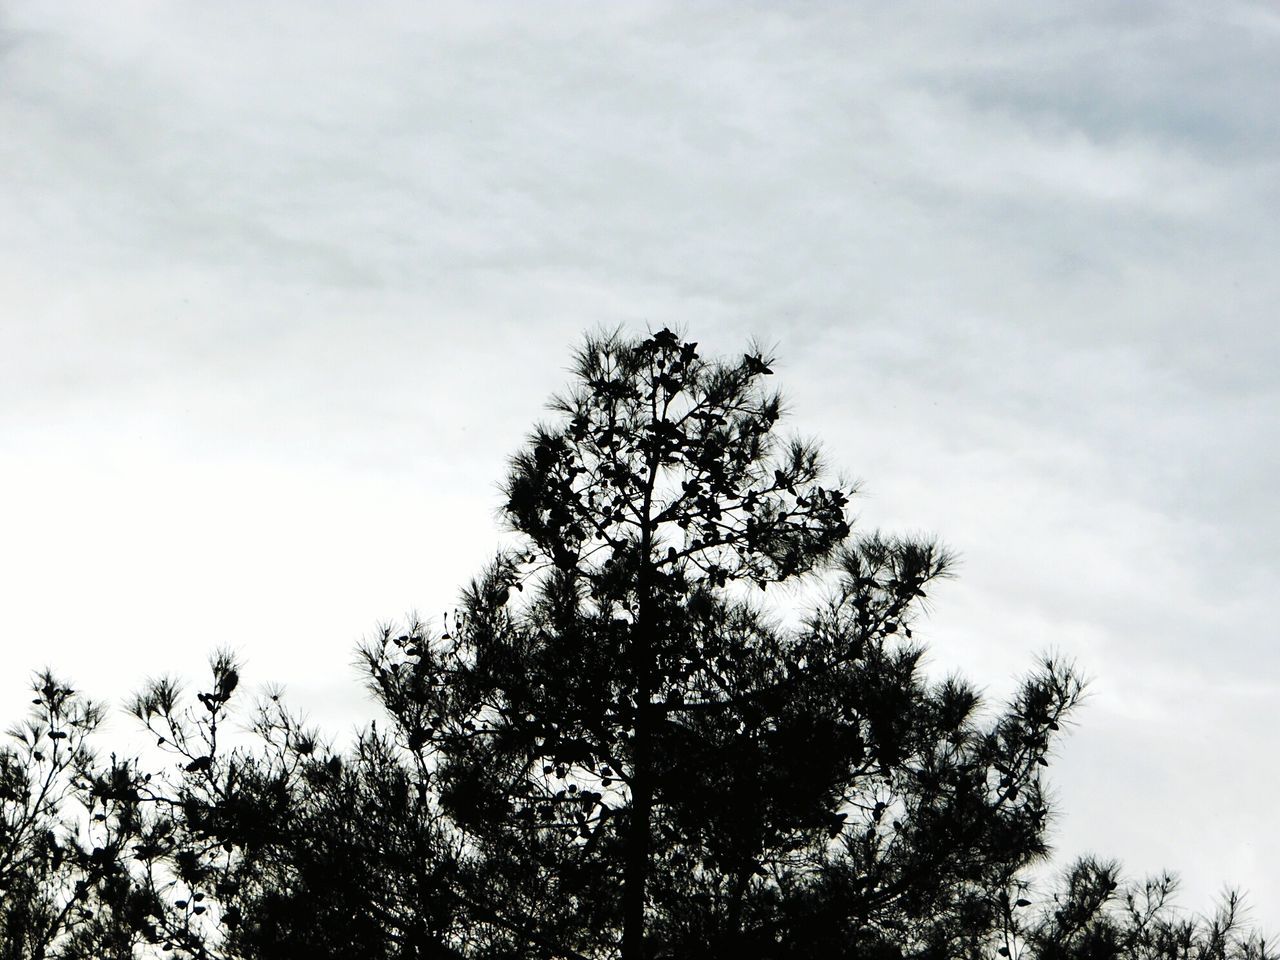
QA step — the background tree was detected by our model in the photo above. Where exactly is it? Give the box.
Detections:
[1012,859,1272,960]
[0,673,155,960]
[125,651,479,960]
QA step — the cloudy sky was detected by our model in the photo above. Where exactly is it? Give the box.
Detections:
[2,0,1277,921]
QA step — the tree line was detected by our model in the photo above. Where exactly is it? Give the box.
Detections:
[1,330,1270,959]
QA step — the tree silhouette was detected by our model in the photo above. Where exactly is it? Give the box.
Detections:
[0,673,156,959]
[1013,858,1272,960]
[359,329,1086,958]
[2,330,1272,959]
[125,657,469,959]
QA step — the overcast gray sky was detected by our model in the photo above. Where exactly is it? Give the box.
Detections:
[2,0,1277,921]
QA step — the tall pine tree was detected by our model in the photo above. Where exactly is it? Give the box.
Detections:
[363,329,1083,958]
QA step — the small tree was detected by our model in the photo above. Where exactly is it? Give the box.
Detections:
[1012,858,1272,960]
[0,673,154,960]
[126,656,469,959]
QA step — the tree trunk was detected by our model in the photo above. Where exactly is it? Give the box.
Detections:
[622,450,659,960]
[621,686,651,960]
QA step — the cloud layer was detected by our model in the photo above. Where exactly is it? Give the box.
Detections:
[2,0,1277,917]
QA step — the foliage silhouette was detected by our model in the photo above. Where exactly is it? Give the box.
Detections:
[0,673,157,959]
[357,328,1081,958]
[0,330,1271,960]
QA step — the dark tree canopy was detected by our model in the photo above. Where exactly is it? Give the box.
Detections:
[0,330,1271,960]
[364,329,1073,958]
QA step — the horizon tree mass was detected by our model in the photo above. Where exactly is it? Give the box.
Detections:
[0,330,1271,959]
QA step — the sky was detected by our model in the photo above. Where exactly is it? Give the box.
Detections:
[1,0,1277,923]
